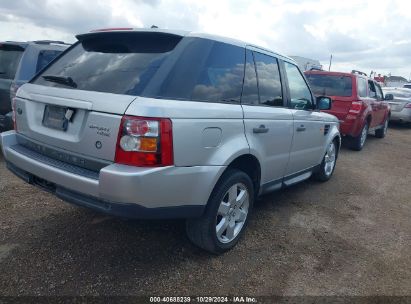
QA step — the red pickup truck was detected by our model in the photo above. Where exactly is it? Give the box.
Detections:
[305,70,391,150]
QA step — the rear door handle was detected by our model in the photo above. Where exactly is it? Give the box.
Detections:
[296,125,306,132]
[253,125,269,133]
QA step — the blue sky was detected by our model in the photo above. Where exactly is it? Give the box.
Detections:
[1,0,410,79]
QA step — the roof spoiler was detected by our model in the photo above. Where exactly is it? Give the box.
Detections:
[76,28,186,42]
[32,40,70,45]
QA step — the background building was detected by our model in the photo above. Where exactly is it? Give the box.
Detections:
[385,75,408,87]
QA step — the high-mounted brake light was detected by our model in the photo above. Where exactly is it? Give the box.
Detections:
[115,116,173,167]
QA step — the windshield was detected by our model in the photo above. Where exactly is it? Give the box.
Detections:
[0,45,24,80]
[32,33,245,103]
[306,74,352,97]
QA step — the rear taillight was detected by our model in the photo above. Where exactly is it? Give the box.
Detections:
[348,101,363,114]
[405,103,411,109]
[11,98,17,131]
[115,116,173,167]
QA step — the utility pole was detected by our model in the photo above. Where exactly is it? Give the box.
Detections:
[328,54,332,71]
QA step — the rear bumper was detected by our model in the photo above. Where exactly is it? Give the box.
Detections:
[338,119,361,137]
[1,131,225,219]
[390,109,411,123]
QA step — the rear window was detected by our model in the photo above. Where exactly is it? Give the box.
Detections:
[305,74,352,97]
[36,50,63,72]
[0,45,24,80]
[33,33,245,103]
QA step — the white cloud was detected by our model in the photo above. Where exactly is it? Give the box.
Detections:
[0,0,410,78]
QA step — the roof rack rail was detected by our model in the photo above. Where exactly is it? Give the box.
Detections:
[309,67,323,71]
[351,70,367,76]
[32,40,70,45]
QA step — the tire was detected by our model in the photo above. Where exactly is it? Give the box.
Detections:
[186,169,254,254]
[350,122,368,151]
[375,118,388,138]
[313,140,338,182]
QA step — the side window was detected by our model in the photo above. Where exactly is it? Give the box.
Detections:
[368,80,377,99]
[375,83,383,100]
[241,50,259,105]
[36,50,62,73]
[284,62,313,110]
[357,77,367,97]
[253,52,283,107]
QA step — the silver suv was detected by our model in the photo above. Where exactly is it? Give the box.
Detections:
[0,29,340,253]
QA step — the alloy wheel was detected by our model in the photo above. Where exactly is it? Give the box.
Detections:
[324,142,336,176]
[360,124,368,147]
[216,183,249,243]
[383,119,388,135]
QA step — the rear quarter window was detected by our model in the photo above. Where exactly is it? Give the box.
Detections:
[143,38,244,103]
[306,74,352,97]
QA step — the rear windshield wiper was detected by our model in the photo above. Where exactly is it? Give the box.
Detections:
[42,75,77,88]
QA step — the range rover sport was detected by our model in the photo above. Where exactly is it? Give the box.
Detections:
[1,29,340,253]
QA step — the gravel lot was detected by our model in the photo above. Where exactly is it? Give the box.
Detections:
[0,124,410,297]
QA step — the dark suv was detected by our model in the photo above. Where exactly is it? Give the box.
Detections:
[0,40,69,131]
[305,70,391,150]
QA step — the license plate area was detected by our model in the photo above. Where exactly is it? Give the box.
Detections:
[42,105,70,131]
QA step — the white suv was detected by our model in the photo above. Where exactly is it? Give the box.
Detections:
[1,29,340,253]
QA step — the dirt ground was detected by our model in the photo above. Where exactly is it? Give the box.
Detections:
[0,124,410,297]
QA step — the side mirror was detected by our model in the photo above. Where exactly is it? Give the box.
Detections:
[317,96,332,110]
[385,94,394,101]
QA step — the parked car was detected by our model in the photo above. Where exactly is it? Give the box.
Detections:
[0,29,340,253]
[382,87,411,125]
[0,40,69,131]
[305,70,391,151]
